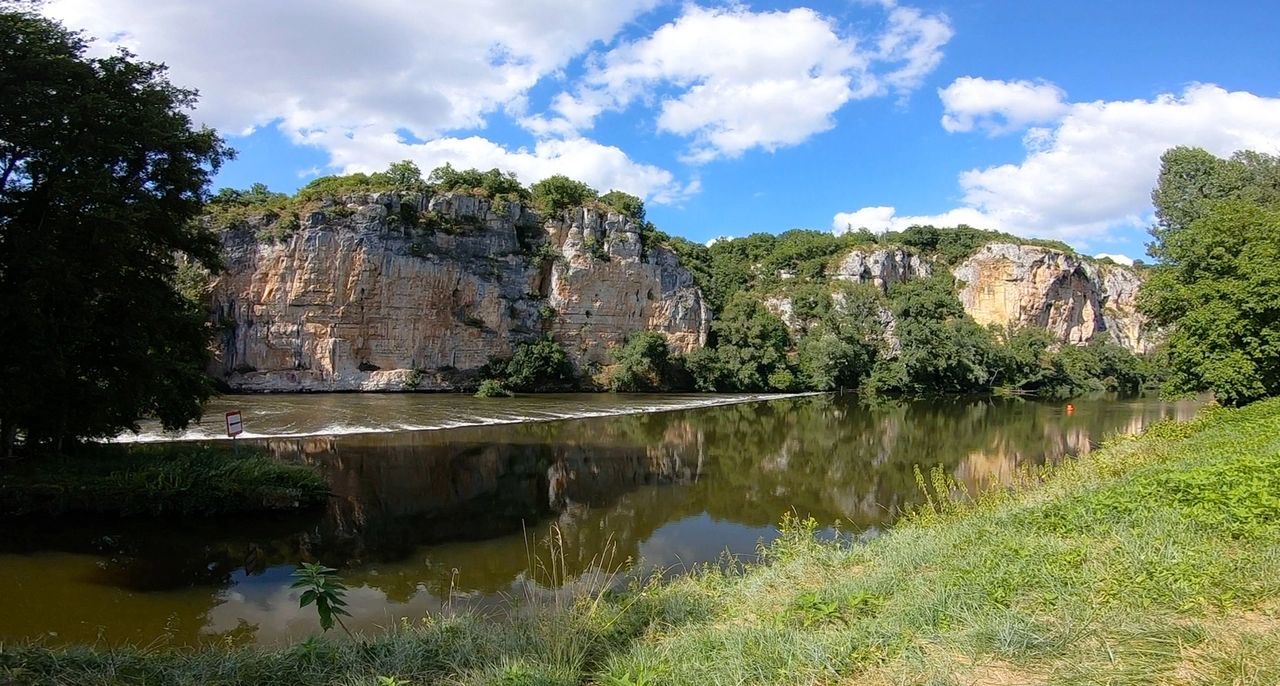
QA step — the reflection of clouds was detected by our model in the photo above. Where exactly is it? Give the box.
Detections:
[203,567,452,646]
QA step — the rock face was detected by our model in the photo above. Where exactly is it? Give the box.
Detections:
[209,193,710,391]
[953,243,1156,353]
[832,247,933,291]
[769,243,1155,354]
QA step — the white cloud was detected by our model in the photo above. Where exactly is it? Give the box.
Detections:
[1094,253,1134,266]
[939,77,1069,134]
[534,2,952,162]
[875,2,955,93]
[833,206,993,233]
[836,82,1280,243]
[39,0,697,202]
[44,0,661,138]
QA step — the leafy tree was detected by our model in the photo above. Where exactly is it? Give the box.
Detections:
[383,160,424,190]
[530,175,597,215]
[1039,344,1105,398]
[495,337,575,392]
[796,284,883,390]
[608,331,673,392]
[874,277,999,394]
[600,190,645,223]
[704,294,794,391]
[1088,335,1147,393]
[1140,149,1280,406]
[0,10,231,454]
[426,163,527,200]
[990,325,1055,391]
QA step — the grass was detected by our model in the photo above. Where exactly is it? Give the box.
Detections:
[4,398,1280,684]
[0,443,329,517]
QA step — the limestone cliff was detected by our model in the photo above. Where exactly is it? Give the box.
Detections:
[952,244,1155,353]
[831,247,932,291]
[209,193,710,391]
[765,244,1156,353]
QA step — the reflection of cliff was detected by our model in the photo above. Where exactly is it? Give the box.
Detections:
[1,393,1206,647]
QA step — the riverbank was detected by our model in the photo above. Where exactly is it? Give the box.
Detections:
[0,444,328,517]
[3,397,1278,685]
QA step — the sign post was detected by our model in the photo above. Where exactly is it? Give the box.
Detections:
[225,410,244,437]
[225,410,243,454]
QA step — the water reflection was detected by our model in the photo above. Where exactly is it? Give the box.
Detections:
[0,393,1201,646]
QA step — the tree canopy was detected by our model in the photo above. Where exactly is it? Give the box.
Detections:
[0,10,231,453]
[1139,147,1280,405]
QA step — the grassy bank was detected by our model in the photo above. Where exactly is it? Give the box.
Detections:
[0,444,328,517]
[4,399,1280,685]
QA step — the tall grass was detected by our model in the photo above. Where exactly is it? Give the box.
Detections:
[0,443,328,517]
[4,399,1280,685]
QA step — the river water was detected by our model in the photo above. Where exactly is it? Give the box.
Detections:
[0,392,1200,647]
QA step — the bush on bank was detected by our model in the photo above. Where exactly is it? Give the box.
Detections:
[5,398,1280,685]
[0,443,328,518]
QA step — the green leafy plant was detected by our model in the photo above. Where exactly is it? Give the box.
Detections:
[475,379,514,398]
[291,563,351,634]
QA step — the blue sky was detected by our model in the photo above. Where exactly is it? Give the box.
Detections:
[45,0,1280,263]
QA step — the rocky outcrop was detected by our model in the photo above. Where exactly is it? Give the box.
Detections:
[768,243,1155,354]
[209,193,710,391]
[953,243,1156,353]
[832,247,932,291]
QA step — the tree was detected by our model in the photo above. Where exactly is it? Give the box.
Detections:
[426,163,527,200]
[600,190,645,223]
[383,160,424,190]
[608,331,672,392]
[0,10,231,454]
[530,175,598,215]
[1140,149,1280,405]
[704,294,794,391]
[498,338,575,392]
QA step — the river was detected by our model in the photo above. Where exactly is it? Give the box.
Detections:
[0,392,1201,647]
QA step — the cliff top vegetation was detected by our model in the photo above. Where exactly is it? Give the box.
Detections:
[208,161,1083,284]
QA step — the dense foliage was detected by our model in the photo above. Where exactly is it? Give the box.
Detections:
[1139,147,1280,406]
[606,331,683,392]
[480,338,576,394]
[529,174,598,215]
[675,271,1150,398]
[0,10,231,454]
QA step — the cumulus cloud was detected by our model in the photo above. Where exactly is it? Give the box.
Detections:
[832,206,992,233]
[533,2,952,162]
[39,0,698,201]
[939,77,1069,134]
[1094,253,1134,266]
[835,82,1280,242]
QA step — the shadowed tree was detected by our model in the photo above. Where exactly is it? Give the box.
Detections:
[0,9,231,454]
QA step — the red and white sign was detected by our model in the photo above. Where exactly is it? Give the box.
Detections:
[225,410,244,437]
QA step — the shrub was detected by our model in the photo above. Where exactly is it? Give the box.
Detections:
[496,338,575,392]
[608,332,673,392]
[474,379,514,398]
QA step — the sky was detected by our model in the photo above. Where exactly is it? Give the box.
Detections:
[41,0,1280,263]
